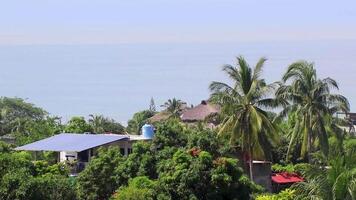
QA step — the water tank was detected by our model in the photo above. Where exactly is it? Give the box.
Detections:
[142,124,154,139]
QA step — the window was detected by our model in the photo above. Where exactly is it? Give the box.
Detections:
[127,148,132,155]
[120,148,125,155]
[78,150,89,162]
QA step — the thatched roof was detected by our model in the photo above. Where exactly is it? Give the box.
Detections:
[148,103,190,123]
[147,111,171,123]
[180,100,220,122]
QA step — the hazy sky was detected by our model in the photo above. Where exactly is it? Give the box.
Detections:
[1,0,356,44]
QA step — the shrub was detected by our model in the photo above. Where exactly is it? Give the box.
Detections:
[0,169,32,200]
[156,150,258,200]
[29,175,77,200]
[115,142,157,186]
[293,163,310,175]
[112,176,156,200]
[76,147,123,200]
[256,189,296,200]
[152,120,188,149]
[0,141,12,153]
[0,151,34,179]
[271,164,295,173]
[187,129,220,156]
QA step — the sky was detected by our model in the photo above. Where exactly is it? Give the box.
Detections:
[0,1,355,124]
[0,0,356,44]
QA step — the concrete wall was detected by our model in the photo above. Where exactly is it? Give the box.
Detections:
[91,139,134,156]
[59,139,138,163]
[252,162,272,192]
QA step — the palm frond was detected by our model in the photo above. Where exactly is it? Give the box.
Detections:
[253,57,267,80]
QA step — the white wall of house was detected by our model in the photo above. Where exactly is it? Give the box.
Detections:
[59,151,78,162]
[58,138,148,163]
[98,140,133,156]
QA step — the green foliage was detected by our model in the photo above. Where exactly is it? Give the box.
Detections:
[187,128,222,156]
[272,164,295,173]
[156,149,258,200]
[113,186,153,200]
[33,161,69,176]
[75,119,259,200]
[271,134,292,164]
[271,163,311,175]
[292,152,356,200]
[256,189,296,200]
[0,97,47,136]
[0,97,61,146]
[129,176,156,189]
[0,168,33,200]
[0,172,76,200]
[43,151,59,164]
[161,98,186,118]
[14,116,63,146]
[88,114,125,134]
[0,151,33,180]
[126,110,155,134]
[155,146,180,174]
[276,61,349,161]
[0,141,12,153]
[28,175,77,200]
[210,56,280,180]
[293,163,310,174]
[0,150,75,200]
[64,116,92,133]
[152,119,188,149]
[344,138,356,155]
[112,176,156,200]
[115,142,157,185]
[76,147,123,200]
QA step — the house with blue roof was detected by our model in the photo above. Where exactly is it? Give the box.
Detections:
[15,124,155,174]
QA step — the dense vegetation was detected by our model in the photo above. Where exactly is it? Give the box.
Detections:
[0,120,261,200]
[0,56,355,199]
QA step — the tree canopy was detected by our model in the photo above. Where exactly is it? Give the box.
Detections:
[88,114,125,134]
[126,110,155,134]
[276,61,349,161]
[0,97,48,136]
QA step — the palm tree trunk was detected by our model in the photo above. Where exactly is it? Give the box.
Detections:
[307,131,312,162]
[249,147,254,181]
[307,117,312,163]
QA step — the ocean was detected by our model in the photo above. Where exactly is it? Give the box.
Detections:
[0,40,355,124]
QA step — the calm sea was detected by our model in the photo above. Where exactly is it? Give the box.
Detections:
[0,40,355,124]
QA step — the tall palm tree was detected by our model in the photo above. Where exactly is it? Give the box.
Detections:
[209,56,279,180]
[276,61,349,161]
[161,98,185,118]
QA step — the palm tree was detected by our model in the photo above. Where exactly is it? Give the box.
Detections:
[149,97,156,113]
[276,61,349,161]
[292,150,356,200]
[209,56,279,180]
[126,110,155,134]
[161,98,185,118]
[88,114,105,133]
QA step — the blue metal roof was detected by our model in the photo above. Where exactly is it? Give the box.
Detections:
[15,133,129,152]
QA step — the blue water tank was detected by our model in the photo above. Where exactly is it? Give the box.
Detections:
[142,124,154,139]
